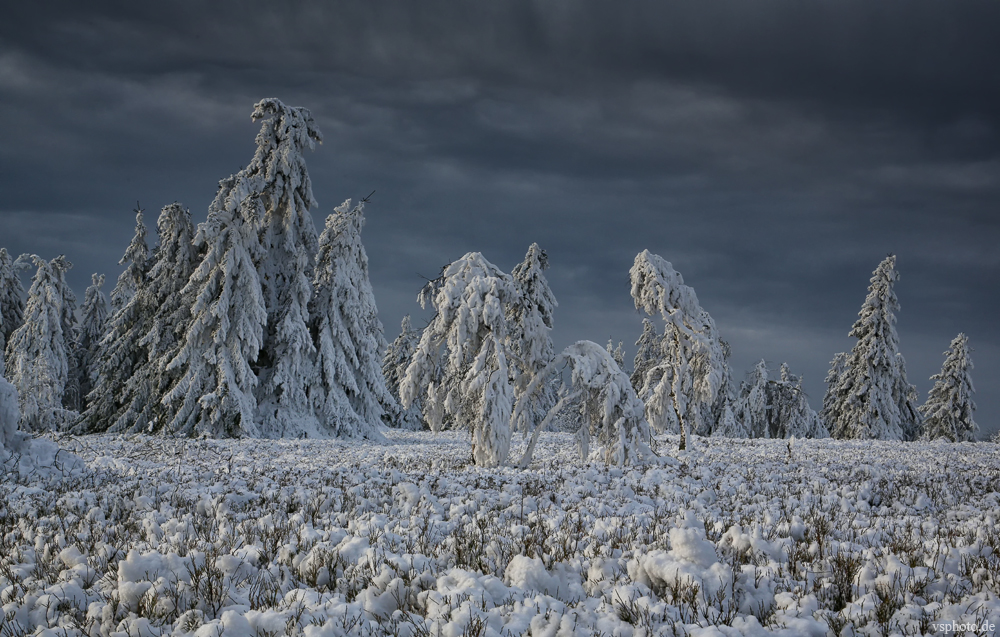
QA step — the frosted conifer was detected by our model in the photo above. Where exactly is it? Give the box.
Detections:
[383,315,424,430]
[400,252,518,466]
[508,243,558,435]
[606,340,626,370]
[919,333,977,442]
[0,248,26,372]
[629,250,730,450]
[513,340,653,466]
[826,255,921,440]
[111,207,149,312]
[85,204,199,434]
[309,199,394,439]
[246,99,323,435]
[77,274,108,408]
[4,255,76,430]
[631,319,660,393]
[734,360,770,438]
[163,191,267,437]
[0,376,28,453]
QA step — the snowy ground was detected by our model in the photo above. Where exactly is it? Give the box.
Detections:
[2,431,1000,637]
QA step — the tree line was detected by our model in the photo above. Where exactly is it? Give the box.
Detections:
[0,100,979,466]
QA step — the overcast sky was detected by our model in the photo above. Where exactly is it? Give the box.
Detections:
[2,1,998,437]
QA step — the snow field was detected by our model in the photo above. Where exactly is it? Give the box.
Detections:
[2,431,1000,636]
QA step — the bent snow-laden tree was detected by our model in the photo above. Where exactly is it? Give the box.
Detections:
[400,252,518,467]
[309,199,395,439]
[382,315,425,430]
[629,250,730,450]
[824,255,921,440]
[513,340,654,467]
[507,243,558,435]
[163,192,267,437]
[919,333,977,442]
[4,255,77,431]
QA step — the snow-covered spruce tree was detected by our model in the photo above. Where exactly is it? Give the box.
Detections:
[0,376,29,453]
[4,255,77,431]
[507,243,558,435]
[631,318,660,393]
[734,360,770,438]
[0,247,27,373]
[775,363,828,438]
[820,352,847,432]
[919,333,977,442]
[49,256,82,412]
[825,255,921,440]
[84,203,200,434]
[734,361,826,439]
[606,339,626,370]
[308,199,395,439]
[629,250,730,450]
[382,315,425,430]
[513,340,653,467]
[80,215,153,433]
[162,192,267,437]
[110,207,149,313]
[76,273,108,409]
[244,99,323,436]
[400,252,518,466]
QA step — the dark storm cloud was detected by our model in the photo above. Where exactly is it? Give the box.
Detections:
[1,0,998,433]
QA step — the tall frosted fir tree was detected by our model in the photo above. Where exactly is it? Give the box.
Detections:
[400,252,518,466]
[825,255,921,440]
[246,99,323,436]
[507,243,558,435]
[382,315,424,430]
[919,333,977,442]
[0,248,26,374]
[309,199,395,439]
[4,255,76,431]
[80,214,152,433]
[163,191,267,437]
[76,274,108,409]
[84,204,199,434]
[111,207,149,313]
[629,250,730,450]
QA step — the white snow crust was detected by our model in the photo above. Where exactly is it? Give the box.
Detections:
[1,431,999,636]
